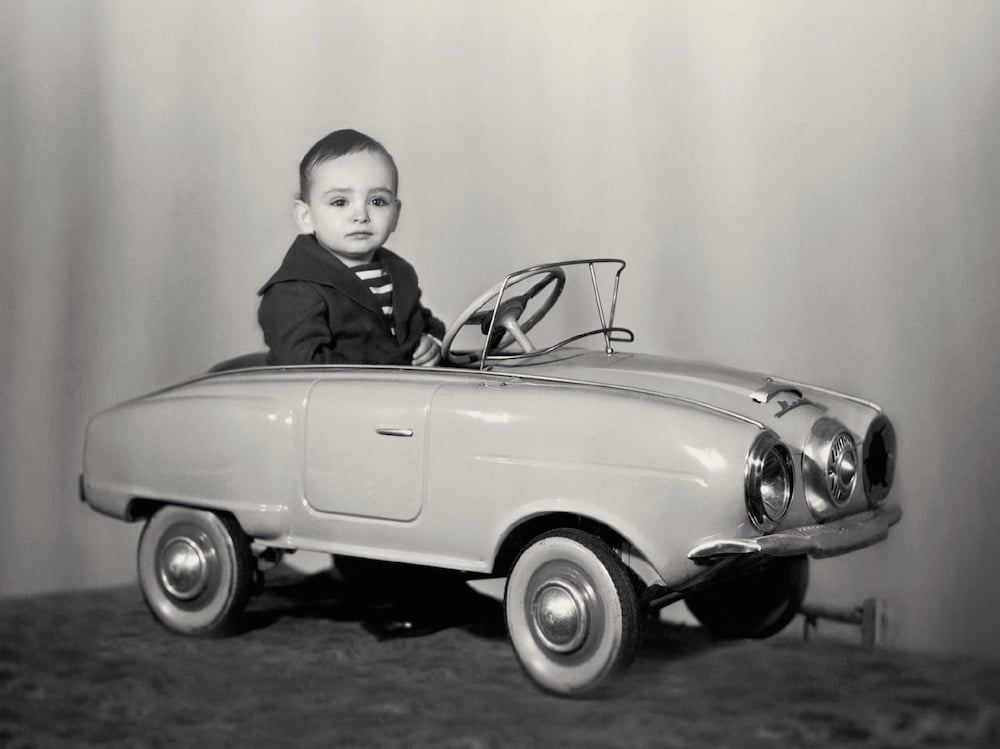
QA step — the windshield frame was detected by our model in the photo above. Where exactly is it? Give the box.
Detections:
[478,258,632,369]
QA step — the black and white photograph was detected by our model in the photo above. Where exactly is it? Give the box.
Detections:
[2,1,998,745]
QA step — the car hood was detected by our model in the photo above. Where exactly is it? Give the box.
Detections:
[505,350,879,432]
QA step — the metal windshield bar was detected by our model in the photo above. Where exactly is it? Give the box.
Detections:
[482,327,635,362]
[479,259,627,369]
[588,263,615,354]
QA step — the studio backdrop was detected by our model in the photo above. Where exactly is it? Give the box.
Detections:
[2,0,998,660]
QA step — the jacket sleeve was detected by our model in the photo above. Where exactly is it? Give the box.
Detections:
[258,281,358,365]
[420,299,446,340]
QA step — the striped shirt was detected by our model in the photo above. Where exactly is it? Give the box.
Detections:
[353,261,395,334]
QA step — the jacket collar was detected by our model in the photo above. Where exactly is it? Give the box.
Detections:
[259,234,382,315]
[260,235,420,342]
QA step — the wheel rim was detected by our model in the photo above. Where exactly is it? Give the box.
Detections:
[530,576,593,654]
[154,523,222,606]
[521,561,608,667]
[159,533,214,601]
[506,532,639,694]
[138,507,253,635]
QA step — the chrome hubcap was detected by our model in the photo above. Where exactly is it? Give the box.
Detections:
[827,432,858,504]
[530,579,590,653]
[837,449,857,487]
[160,537,209,600]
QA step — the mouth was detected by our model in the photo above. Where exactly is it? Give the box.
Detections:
[346,231,373,239]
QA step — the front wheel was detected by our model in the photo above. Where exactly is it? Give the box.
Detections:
[137,506,255,636]
[684,555,809,640]
[505,530,640,696]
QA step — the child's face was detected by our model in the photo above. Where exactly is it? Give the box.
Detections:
[294,150,400,266]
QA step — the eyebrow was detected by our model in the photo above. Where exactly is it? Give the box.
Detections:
[321,187,396,198]
[320,187,395,197]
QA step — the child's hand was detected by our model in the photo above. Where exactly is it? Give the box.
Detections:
[412,334,441,367]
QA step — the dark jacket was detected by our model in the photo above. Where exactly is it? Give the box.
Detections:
[258,234,445,365]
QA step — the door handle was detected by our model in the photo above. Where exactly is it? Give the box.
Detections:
[375,428,413,437]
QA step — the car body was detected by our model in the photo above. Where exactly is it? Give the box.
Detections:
[81,259,900,695]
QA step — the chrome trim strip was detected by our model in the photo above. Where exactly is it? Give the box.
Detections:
[774,377,882,413]
[158,362,764,430]
[490,372,766,428]
[687,503,902,560]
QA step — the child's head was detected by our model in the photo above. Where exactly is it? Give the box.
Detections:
[294,129,401,267]
[298,129,398,201]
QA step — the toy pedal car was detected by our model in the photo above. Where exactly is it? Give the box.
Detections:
[81,259,899,695]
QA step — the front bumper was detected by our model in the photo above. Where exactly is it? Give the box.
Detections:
[688,503,902,560]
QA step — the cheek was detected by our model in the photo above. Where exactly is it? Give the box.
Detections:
[317,212,343,230]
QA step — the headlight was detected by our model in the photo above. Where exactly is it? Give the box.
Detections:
[745,431,794,533]
[863,414,896,507]
[803,417,858,517]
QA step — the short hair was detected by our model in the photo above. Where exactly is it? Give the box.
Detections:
[298,129,398,201]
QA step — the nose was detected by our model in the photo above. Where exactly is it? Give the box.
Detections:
[352,205,370,223]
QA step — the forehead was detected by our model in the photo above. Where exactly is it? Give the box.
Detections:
[310,150,396,193]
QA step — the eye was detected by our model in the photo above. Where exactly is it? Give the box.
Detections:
[370,197,389,207]
[330,198,348,207]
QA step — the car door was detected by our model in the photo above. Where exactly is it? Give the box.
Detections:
[303,376,433,522]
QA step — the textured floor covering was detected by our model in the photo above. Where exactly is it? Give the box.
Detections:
[2,568,998,748]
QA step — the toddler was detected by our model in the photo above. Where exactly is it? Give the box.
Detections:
[258,129,443,366]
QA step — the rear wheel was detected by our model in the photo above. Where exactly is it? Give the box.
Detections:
[685,555,809,639]
[505,529,640,695]
[137,506,255,636]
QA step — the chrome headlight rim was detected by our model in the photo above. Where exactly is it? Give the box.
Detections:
[745,430,795,533]
[863,414,896,507]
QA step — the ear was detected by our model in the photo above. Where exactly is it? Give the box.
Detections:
[388,198,402,233]
[293,199,314,234]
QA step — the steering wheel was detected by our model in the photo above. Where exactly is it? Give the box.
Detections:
[442,268,566,365]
